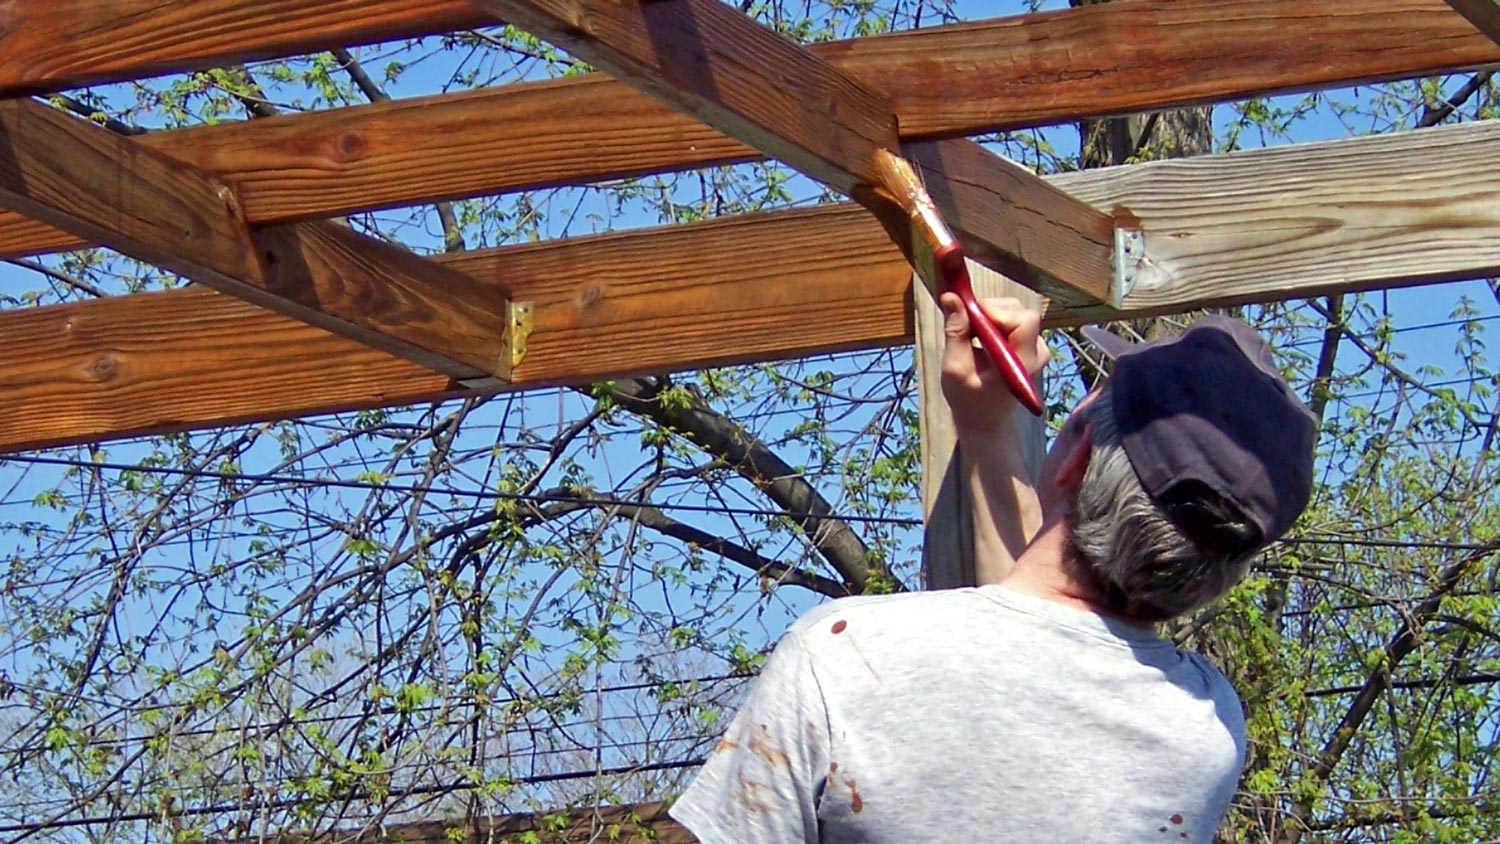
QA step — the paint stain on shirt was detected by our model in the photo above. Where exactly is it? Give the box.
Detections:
[749,723,789,767]
[831,619,848,634]
[844,776,864,813]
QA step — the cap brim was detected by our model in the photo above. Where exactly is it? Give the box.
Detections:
[1080,325,1136,360]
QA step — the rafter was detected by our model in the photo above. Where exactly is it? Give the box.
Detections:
[4,0,1497,264]
[464,0,1114,304]
[490,0,899,197]
[0,0,491,96]
[1445,0,1500,43]
[7,119,1500,453]
[0,97,518,384]
[5,0,1493,126]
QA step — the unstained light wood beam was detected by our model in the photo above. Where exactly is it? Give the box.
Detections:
[7,118,1500,453]
[0,97,518,384]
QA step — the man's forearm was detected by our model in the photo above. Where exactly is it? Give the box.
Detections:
[958,421,1043,584]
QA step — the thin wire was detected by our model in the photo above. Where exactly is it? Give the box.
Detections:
[9,458,1500,554]
[0,758,705,835]
[0,455,924,527]
[0,672,755,755]
[1281,536,1500,552]
[1278,313,1500,350]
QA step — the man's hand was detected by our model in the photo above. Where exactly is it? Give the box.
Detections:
[939,293,1050,431]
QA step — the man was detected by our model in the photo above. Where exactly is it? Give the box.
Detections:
[669,295,1317,843]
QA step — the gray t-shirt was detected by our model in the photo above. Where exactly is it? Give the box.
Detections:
[671,585,1245,843]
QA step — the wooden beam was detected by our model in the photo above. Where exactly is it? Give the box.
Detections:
[8,118,1500,452]
[1446,0,1500,43]
[844,0,1500,138]
[0,0,492,96]
[918,262,1045,589]
[452,0,1118,304]
[0,97,515,383]
[0,205,911,452]
[4,0,1499,261]
[471,0,899,198]
[1047,120,1500,319]
[5,0,1493,127]
[903,139,1115,307]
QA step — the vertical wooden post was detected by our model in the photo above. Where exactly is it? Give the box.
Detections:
[917,262,1046,589]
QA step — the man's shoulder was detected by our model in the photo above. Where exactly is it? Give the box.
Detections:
[787,587,987,633]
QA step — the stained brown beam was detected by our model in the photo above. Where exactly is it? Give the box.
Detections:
[0,0,492,96]
[471,0,1114,304]
[499,0,902,197]
[0,97,516,383]
[3,0,1498,263]
[5,0,1495,133]
[1446,0,1500,43]
[0,205,908,452]
[7,119,1500,453]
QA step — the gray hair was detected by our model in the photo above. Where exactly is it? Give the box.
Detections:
[1066,384,1262,621]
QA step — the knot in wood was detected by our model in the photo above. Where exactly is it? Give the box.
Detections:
[86,353,119,382]
[333,131,367,163]
[576,283,603,309]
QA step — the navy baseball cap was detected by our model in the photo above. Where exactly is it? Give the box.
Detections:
[1080,316,1317,544]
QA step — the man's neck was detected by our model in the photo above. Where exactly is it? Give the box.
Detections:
[999,518,1153,628]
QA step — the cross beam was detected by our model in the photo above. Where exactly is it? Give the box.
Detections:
[468,0,1117,305]
[3,0,1497,263]
[0,98,524,385]
[1445,0,1500,43]
[6,119,1500,453]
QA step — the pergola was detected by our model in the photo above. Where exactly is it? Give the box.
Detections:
[7,3,1500,840]
[3,0,1500,455]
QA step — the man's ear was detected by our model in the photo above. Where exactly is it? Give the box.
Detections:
[1053,423,1093,492]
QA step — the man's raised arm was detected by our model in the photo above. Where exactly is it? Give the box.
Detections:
[938,295,1049,584]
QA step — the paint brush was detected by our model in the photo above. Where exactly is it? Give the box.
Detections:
[870,150,1044,417]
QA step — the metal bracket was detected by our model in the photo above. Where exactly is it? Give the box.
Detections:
[502,300,534,375]
[1112,227,1144,308]
[459,300,535,390]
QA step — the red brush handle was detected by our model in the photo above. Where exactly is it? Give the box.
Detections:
[937,244,1044,417]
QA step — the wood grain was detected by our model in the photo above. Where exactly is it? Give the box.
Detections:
[0,97,261,283]
[8,119,1500,451]
[0,212,94,259]
[906,139,1115,307]
[4,0,1500,260]
[0,205,912,452]
[0,0,493,96]
[829,0,1500,138]
[471,0,898,196]
[1049,120,1500,321]
[6,0,1492,128]
[148,77,754,224]
[248,222,514,381]
[0,0,1118,307]
[1446,0,1500,44]
[0,98,511,380]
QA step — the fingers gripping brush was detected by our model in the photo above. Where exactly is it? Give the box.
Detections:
[870,150,1044,417]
